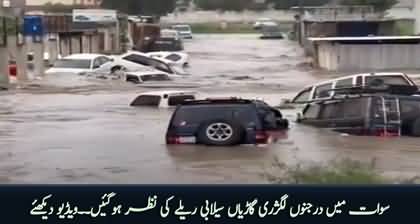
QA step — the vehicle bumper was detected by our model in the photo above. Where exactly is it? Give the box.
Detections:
[166,130,288,146]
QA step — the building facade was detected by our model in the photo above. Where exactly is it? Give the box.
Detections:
[388,0,420,34]
[26,0,73,5]
[26,0,101,6]
[72,0,102,7]
[8,0,26,8]
[310,36,420,71]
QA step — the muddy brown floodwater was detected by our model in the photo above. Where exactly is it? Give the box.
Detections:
[1,34,420,184]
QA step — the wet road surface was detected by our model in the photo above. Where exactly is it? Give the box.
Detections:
[1,34,420,183]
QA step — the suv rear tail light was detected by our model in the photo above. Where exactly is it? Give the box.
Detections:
[166,136,196,144]
[167,136,181,144]
[255,131,269,144]
[371,128,400,137]
[9,64,17,77]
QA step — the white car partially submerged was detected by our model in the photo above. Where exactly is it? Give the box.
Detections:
[160,29,181,39]
[146,51,189,67]
[106,51,188,75]
[171,24,193,39]
[123,68,181,84]
[130,90,197,107]
[45,54,113,75]
[253,18,278,29]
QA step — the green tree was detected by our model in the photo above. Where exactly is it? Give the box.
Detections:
[101,0,176,15]
[340,0,398,11]
[267,0,331,10]
[195,0,255,11]
[43,2,88,13]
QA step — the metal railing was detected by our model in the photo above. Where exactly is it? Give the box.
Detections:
[296,5,383,21]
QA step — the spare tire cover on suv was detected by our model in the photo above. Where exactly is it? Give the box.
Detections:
[411,118,420,137]
[197,119,244,146]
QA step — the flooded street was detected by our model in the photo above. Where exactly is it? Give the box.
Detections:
[1,34,420,184]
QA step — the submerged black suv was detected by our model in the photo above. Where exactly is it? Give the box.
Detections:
[297,86,420,137]
[166,98,289,146]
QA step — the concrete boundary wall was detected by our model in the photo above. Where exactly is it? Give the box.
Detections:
[315,42,420,71]
[161,10,295,24]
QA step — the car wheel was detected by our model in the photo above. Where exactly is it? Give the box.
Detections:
[411,118,420,137]
[197,120,244,146]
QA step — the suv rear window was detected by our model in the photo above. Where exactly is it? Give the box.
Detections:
[320,98,367,119]
[168,95,195,106]
[131,95,161,106]
[366,76,410,86]
[171,104,256,126]
[140,74,171,81]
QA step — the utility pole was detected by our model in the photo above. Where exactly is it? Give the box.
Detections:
[0,1,11,89]
[297,0,304,45]
[15,8,28,83]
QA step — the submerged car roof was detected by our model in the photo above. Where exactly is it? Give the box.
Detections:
[317,94,420,103]
[64,54,108,60]
[303,72,412,89]
[139,90,196,96]
[173,24,190,27]
[180,98,256,106]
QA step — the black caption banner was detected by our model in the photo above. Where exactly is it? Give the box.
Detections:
[0,185,417,223]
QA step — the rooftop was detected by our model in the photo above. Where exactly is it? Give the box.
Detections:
[291,5,374,10]
[308,36,420,42]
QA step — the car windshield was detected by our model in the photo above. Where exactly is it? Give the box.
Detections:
[130,95,161,106]
[53,59,91,69]
[149,39,183,52]
[173,26,190,32]
[122,54,173,73]
[165,54,182,62]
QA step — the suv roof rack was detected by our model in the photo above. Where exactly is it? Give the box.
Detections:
[331,85,419,96]
[181,97,253,105]
[295,85,420,105]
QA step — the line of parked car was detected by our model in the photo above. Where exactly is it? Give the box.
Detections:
[43,49,190,84]
[128,72,420,147]
[9,23,194,82]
